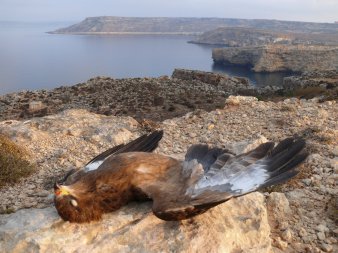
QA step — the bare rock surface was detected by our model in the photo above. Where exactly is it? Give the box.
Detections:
[0,193,270,253]
[213,45,338,73]
[0,96,337,252]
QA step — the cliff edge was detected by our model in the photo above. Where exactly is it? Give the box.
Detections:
[213,45,338,72]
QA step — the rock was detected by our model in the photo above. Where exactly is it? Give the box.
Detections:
[302,178,312,186]
[299,228,307,238]
[267,192,292,228]
[275,237,288,250]
[333,146,338,156]
[28,101,45,112]
[281,229,292,241]
[212,45,338,73]
[330,157,338,169]
[172,69,250,92]
[225,95,258,106]
[320,243,333,252]
[0,193,271,253]
[228,135,268,155]
[317,232,326,240]
[316,224,329,233]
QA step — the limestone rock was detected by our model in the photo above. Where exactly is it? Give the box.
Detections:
[212,45,338,73]
[267,192,292,218]
[0,193,271,253]
[225,95,258,106]
[227,134,268,155]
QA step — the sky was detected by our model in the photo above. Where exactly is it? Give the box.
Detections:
[1,0,337,23]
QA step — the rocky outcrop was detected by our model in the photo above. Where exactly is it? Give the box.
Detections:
[0,75,229,122]
[283,70,338,90]
[172,68,250,92]
[0,193,271,253]
[281,71,338,100]
[50,16,338,35]
[213,45,338,72]
[190,27,338,46]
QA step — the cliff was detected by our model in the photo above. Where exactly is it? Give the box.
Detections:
[190,27,338,46]
[212,45,338,72]
[49,16,338,34]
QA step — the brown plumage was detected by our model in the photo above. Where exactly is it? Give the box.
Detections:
[54,130,308,223]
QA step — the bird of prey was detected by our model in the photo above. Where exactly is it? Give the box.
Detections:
[54,130,308,223]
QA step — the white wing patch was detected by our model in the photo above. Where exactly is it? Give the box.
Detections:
[227,164,269,192]
[84,160,105,172]
[191,163,269,196]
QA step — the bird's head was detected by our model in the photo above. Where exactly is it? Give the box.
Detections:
[54,182,102,223]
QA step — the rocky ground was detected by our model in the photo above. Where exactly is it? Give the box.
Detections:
[0,70,337,252]
[1,69,336,124]
[0,75,229,122]
[0,94,337,252]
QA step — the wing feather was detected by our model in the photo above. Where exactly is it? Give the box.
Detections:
[190,137,307,200]
[151,137,308,220]
[62,130,163,184]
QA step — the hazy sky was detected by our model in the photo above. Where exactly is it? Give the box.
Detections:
[1,0,337,23]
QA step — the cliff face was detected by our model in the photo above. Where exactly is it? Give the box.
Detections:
[213,45,338,72]
[50,16,338,34]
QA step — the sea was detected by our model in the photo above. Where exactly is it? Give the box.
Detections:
[0,22,296,95]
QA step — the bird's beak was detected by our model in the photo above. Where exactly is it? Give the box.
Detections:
[54,182,71,196]
[54,182,60,191]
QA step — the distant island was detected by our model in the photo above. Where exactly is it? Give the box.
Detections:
[49,16,338,35]
[49,17,338,73]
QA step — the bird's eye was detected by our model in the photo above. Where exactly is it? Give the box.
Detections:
[70,199,78,207]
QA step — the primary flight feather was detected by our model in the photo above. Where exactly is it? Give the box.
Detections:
[54,130,308,223]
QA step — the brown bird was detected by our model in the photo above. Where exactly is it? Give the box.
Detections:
[54,130,308,223]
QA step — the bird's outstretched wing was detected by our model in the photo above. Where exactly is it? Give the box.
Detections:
[61,130,163,185]
[151,137,308,221]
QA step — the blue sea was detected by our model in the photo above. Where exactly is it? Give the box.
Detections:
[0,22,294,95]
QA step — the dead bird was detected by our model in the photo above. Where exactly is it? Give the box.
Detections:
[54,130,308,223]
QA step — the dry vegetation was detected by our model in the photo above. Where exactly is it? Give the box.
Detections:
[0,135,35,189]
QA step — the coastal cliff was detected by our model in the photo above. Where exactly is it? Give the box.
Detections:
[212,45,338,72]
